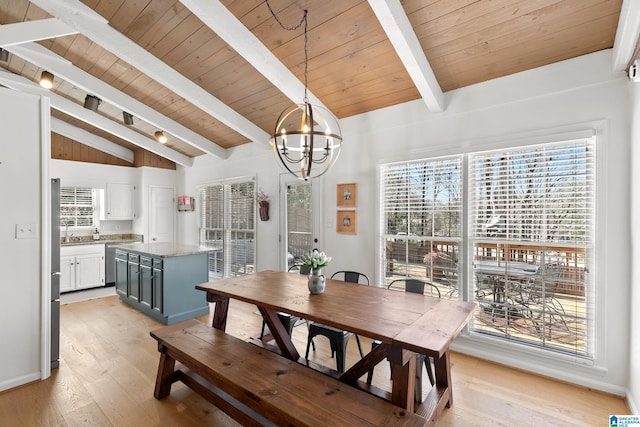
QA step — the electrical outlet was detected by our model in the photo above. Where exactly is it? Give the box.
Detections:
[15,223,38,239]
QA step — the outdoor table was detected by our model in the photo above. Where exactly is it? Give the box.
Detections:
[474,260,539,303]
[196,270,475,422]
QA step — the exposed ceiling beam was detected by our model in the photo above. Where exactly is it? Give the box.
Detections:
[0,69,194,167]
[30,0,270,147]
[612,0,640,71]
[7,42,229,159]
[51,117,134,163]
[179,0,330,112]
[0,18,77,46]
[368,0,444,113]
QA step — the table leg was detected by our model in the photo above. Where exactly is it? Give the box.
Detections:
[206,293,229,331]
[387,346,415,412]
[434,350,453,408]
[258,307,300,361]
[154,346,176,399]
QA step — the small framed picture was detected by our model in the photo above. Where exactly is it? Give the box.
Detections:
[337,183,357,207]
[336,210,357,234]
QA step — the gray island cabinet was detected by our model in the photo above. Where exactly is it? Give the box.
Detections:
[113,243,212,325]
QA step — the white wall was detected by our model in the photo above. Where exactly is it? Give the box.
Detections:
[0,88,46,391]
[177,49,632,396]
[177,143,280,270]
[50,159,138,234]
[50,160,176,239]
[337,49,631,396]
[628,82,640,413]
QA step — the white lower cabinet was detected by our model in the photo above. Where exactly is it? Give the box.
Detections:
[60,244,106,293]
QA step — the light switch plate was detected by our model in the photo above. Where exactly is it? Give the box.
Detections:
[15,223,38,239]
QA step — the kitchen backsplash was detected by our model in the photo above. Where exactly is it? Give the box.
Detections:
[61,233,143,245]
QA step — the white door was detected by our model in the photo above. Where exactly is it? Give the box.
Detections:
[150,186,175,243]
[280,175,322,270]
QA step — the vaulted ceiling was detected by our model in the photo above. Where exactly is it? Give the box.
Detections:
[0,0,633,168]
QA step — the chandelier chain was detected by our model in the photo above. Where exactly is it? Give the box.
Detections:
[264,1,309,101]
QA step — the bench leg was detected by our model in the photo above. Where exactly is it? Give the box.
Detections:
[154,347,176,399]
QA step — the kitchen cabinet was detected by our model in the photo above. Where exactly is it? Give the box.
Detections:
[112,243,210,325]
[60,244,105,293]
[106,183,135,220]
[127,253,140,302]
[115,250,128,296]
[140,256,154,309]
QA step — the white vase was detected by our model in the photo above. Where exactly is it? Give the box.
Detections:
[308,268,326,294]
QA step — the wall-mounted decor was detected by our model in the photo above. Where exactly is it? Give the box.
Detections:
[337,183,357,207]
[256,189,270,221]
[177,196,195,211]
[336,210,357,234]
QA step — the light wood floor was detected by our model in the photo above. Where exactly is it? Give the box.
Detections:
[0,295,629,426]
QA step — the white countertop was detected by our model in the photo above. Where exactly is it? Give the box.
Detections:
[112,242,217,258]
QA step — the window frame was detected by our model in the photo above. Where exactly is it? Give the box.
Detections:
[60,186,98,230]
[198,177,256,278]
[378,129,597,364]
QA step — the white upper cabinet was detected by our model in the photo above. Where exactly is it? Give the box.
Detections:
[106,183,135,220]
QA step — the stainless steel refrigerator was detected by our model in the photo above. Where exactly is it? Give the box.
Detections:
[51,178,60,369]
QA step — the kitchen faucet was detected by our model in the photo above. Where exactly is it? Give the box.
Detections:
[64,221,73,243]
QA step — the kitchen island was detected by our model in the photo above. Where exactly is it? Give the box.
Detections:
[113,243,213,325]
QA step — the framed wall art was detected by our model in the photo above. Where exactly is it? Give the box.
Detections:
[336,183,357,207]
[336,210,357,234]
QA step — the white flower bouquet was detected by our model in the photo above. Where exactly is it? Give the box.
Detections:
[302,249,332,270]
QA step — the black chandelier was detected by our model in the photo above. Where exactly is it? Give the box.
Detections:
[267,3,343,181]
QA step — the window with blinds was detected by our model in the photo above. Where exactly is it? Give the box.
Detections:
[199,180,256,278]
[380,157,462,299]
[60,187,96,227]
[379,134,595,360]
[470,138,595,358]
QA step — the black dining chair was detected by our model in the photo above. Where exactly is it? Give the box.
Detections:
[304,270,369,372]
[366,278,440,402]
[259,264,310,340]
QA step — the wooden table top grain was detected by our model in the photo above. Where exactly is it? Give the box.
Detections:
[196,270,474,358]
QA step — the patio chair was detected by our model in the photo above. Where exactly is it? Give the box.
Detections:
[426,252,458,298]
[304,271,369,372]
[523,263,569,332]
[366,278,440,402]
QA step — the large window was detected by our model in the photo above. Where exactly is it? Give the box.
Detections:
[380,157,462,299]
[380,135,595,359]
[60,187,96,228]
[199,179,256,278]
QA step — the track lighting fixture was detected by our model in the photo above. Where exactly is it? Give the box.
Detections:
[39,71,54,89]
[123,111,134,125]
[83,95,102,112]
[154,131,167,144]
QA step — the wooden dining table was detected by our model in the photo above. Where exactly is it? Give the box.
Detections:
[196,270,475,423]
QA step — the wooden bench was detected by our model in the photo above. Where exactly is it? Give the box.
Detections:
[150,319,427,427]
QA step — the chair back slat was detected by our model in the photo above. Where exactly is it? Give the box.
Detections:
[405,279,425,295]
[388,279,441,298]
[331,270,370,285]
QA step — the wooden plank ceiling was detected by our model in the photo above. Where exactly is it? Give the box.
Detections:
[0,0,624,166]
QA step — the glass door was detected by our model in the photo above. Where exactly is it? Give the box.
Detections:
[280,177,320,271]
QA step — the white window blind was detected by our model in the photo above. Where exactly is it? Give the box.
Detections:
[380,157,462,299]
[60,187,95,227]
[469,138,595,358]
[199,180,255,278]
[379,134,596,360]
